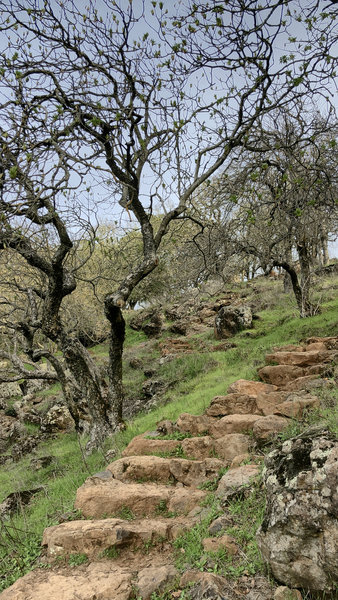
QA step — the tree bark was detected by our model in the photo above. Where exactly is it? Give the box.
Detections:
[104,304,126,425]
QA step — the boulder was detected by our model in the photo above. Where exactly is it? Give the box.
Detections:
[274,587,302,600]
[0,563,133,600]
[265,350,333,367]
[74,479,205,518]
[136,565,177,600]
[210,414,260,438]
[43,518,171,558]
[40,404,74,432]
[227,379,278,396]
[180,436,215,460]
[257,431,338,592]
[176,413,216,435]
[255,391,289,415]
[213,434,251,463]
[169,457,224,487]
[0,487,44,518]
[216,465,260,502]
[107,455,172,484]
[0,382,22,400]
[214,304,253,339]
[258,365,305,386]
[206,393,257,417]
[252,415,289,442]
[129,308,163,337]
[0,415,25,452]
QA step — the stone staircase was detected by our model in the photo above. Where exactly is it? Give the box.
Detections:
[1,336,337,600]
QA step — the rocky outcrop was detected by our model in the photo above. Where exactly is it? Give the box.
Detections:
[257,429,338,593]
[214,304,253,339]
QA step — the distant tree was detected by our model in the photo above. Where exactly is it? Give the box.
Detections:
[0,0,337,447]
[211,108,338,315]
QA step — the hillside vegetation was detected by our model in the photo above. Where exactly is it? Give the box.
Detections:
[0,274,337,594]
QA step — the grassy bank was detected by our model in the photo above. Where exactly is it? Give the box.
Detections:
[0,277,337,592]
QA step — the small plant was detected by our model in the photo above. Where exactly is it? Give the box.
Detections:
[155,500,177,518]
[99,546,120,559]
[115,506,135,520]
[68,553,88,567]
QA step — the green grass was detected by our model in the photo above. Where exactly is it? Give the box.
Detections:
[0,277,337,592]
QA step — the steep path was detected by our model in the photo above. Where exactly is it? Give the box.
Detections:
[1,336,337,600]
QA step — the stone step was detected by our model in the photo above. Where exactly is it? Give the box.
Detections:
[265,349,335,367]
[42,516,194,559]
[122,433,182,457]
[74,478,206,518]
[258,363,329,387]
[0,559,178,600]
[227,379,278,396]
[206,391,320,419]
[176,412,217,435]
[104,455,225,487]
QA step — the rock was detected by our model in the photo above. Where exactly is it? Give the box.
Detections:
[306,336,338,350]
[206,393,257,417]
[227,379,278,396]
[40,404,74,432]
[10,435,41,461]
[176,413,216,435]
[30,456,55,471]
[213,434,251,463]
[0,382,22,400]
[129,357,143,369]
[169,457,224,487]
[274,394,320,418]
[74,479,205,518]
[282,375,323,392]
[142,379,168,399]
[265,350,333,367]
[180,436,215,460]
[257,431,338,592]
[274,587,302,600]
[202,534,238,555]
[183,572,232,599]
[0,487,44,518]
[156,419,177,435]
[136,565,177,599]
[252,415,289,442]
[43,518,172,558]
[216,465,259,502]
[129,308,163,337]
[0,563,133,600]
[255,391,290,415]
[214,304,253,339]
[208,515,234,535]
[107,455,172,484]
[210,414,260,438]
[122,433,180,457]
[258,365,305,386]
[169,320,189,335]
[0,415,25,452]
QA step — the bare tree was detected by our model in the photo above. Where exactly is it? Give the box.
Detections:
[0,0,337,447]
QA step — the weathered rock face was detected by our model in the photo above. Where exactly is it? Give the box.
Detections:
[0,416,25,453]
[129,308,163,337]
[40,404,74,432]
[214,305,252,339]
[257,430,338,593]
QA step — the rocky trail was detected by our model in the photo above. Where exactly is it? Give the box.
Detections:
[1,336,337,600]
